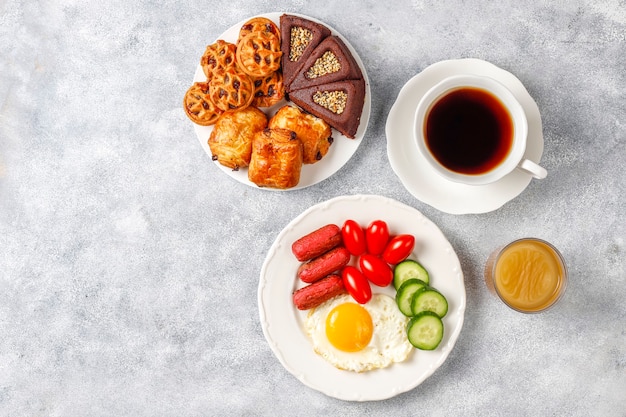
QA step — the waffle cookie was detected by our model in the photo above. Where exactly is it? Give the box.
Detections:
[251,71,285,108]
[208,68,255,112]
[237,17,280,44]
[236,31,283,78]
[183,82,223,126]
[200,40,238,79]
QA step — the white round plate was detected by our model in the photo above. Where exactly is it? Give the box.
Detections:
[258,195,466,401]
[190,12,371,190]
[386,59,544,214]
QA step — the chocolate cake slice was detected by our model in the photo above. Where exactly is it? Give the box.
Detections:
[280,14,332,90]
[287,36,363,93]
[288,79,366,139]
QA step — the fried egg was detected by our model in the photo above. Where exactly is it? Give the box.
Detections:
[304,293,413,372]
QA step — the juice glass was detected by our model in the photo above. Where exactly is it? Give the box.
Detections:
[485,238,568,313]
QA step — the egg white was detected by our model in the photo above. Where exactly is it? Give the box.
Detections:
[305,293,413,373]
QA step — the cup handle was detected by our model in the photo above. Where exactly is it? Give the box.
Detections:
[517,159,547,179]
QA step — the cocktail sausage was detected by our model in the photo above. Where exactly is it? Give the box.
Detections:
[291,224,342,262]
[292,274,345,310]
[297,246,350,283]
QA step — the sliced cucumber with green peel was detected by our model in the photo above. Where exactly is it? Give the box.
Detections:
[407,311,444,350]
[395,278,428,316]
[393,260,430,290]
[411,287,448,318]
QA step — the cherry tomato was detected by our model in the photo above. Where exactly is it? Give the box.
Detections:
[341,266,372,304]
[359,253,393,287]
[365,220,389,255]
[341,219,366,256]
[382,234,416,265]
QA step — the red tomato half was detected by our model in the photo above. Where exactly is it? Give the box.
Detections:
[359,254,393,287]
[341,219,366,256]
[341,266,372,304]
[365,220,389,255]
[382,234,416,265]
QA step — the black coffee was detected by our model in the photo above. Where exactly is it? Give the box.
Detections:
[425,87,513,175]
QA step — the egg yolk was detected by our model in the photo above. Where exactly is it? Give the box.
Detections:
[325,302,373,352]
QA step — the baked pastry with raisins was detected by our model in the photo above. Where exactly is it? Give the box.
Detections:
[236,31,282,78]
[208,68,255,112]
[279,14,331,90]
[237,17,280,44]
[200,40,238,79]
[268,105,332,164]
[251,71,284,108]
[248,128,303,189]
[287,36,363,92]
[183,82,223,126]
[208,107,268,170]
[288,79,365,139]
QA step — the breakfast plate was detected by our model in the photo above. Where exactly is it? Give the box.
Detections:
[258,195,466,401]
[190,12,371,190]
[386,59,544,214]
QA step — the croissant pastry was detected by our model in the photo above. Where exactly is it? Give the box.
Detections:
[248,128,303,189]
[268,105,332,164]
[208,107,268,170]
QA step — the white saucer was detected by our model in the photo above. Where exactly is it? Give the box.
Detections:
[386,59,544,214]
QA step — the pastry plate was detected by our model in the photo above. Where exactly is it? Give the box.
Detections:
[386,59,544,214]
[190,12,371,190]
[258,195,466,401]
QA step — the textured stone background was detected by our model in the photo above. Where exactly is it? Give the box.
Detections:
[1,0,624,416]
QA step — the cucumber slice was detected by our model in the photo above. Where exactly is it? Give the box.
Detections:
[395,278,428,316]
[407,311,444,350]
[393,260,430,290]
[411,287,448,318]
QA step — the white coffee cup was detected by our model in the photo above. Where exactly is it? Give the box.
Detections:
[414,74,547,186]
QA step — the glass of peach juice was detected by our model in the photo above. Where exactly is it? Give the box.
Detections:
[485,238,568,313]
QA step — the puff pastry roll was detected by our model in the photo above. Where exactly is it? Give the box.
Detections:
[248,128,303,189]
[208,107,268,170]
[268,105,332,164]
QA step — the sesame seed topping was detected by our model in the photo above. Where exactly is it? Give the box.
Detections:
[289,27,313,62]
[313,90,347,114]
[306,51,341,79]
